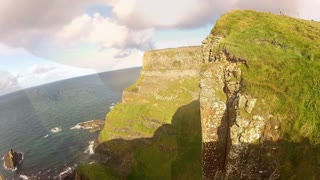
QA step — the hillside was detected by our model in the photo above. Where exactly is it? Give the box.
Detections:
[76,10,320,179]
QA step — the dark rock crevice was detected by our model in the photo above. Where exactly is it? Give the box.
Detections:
[201,35,282,179]
[200,39,243,179]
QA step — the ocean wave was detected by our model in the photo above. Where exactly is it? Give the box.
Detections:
[84,141,95,155]
[43,134,49,138]
[19,174,29,180]
[50,127,62,133]
[3,162,17,171]
[70,120,104,131]
[70,124,81,130]
[58,167,73,179]
[109,103,116,110]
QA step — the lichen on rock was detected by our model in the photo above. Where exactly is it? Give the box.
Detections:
[200,32,280,179]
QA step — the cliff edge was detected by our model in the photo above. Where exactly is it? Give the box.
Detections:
[77,10,320,179]
[201,10,320,179]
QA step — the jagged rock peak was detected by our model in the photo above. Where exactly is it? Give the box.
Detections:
[3,149,23,171]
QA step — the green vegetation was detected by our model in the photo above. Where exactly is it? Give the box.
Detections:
[82,72,201,179]
[126,72,144,93]
[212,10,320,143]
[76,164,120,179]
[210,10,320,178]
[78,10,320,179]
[103,76,200,139]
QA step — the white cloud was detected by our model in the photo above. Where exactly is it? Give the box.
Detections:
[110,50,144,70]
[0,44,29,56]
[58,13,154,50]
[16,64,96,88]
[0,71,21,95]
[0,63,96,96]
[111,0,217,29]
[44,46,143,71]
[0,0,319,74]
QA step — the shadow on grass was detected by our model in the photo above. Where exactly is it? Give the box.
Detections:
[80,101,202,180]
[76,99,320,179]
[222,138,320,179]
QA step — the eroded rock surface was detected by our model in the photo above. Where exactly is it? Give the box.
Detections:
[3,149,23,170]
[200,35,280,179]
[71,120,105,133]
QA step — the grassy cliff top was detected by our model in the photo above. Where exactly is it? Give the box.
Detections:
[143,46,202,70]
[212,10,320,143]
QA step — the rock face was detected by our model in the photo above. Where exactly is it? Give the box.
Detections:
[102,46,202,141]
[3,149,23,170]
[85,10,320,179]
[94,37,281,179]
[71,120,105,133]
[200,34,280,179]
[95,46,203,179]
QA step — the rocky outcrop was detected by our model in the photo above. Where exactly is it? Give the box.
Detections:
[143,46,202,70]
[0,172,3,180]
[3,149,23,170]
[120,46,202,106]
[200,35,280,179]
[90,10,319,179]
[202,34,223,63]
[100,48,202,140]
[94,46,203,178]
[71,120,105,133]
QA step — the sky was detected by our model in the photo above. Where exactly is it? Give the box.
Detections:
[0,0,320,96]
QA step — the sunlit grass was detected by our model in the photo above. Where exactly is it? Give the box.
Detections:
[213,10,320,143]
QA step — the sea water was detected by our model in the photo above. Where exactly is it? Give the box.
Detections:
[0,67,141,179]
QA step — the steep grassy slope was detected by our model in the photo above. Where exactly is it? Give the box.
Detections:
[201,10,320,179]
[78,47,203,179]
[212,10,320,143]
[77,10,320,179]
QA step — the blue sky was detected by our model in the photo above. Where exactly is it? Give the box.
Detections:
[0,0,319,96]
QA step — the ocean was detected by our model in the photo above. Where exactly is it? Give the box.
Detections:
[0,67,141,179]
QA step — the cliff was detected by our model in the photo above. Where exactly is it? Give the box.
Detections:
[77,46,203,179]
[77,10,320,179]
[200,10,320,179]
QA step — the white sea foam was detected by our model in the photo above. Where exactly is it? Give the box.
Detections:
[50,127,62,133]
[70,120,101,130]
[3,161,17,171]
[2,152,23,172]
[19,174,29,180]
[70,124,81,130]
[58,167,73,178]
[84,141,95,155]
[43,134,49,138]
[109,103,116,110]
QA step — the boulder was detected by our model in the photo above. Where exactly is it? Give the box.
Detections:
[3,149,23,170]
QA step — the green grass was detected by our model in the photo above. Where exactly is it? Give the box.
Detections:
[126,72,144,93]
[88,69,202,179]
[212,10,320,143]
[101,75,200,142]
[94,100,201,180]
[79,10,320,179]
[76,164,120,179]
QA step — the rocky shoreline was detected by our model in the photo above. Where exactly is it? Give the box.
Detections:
[70,120,105,133]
